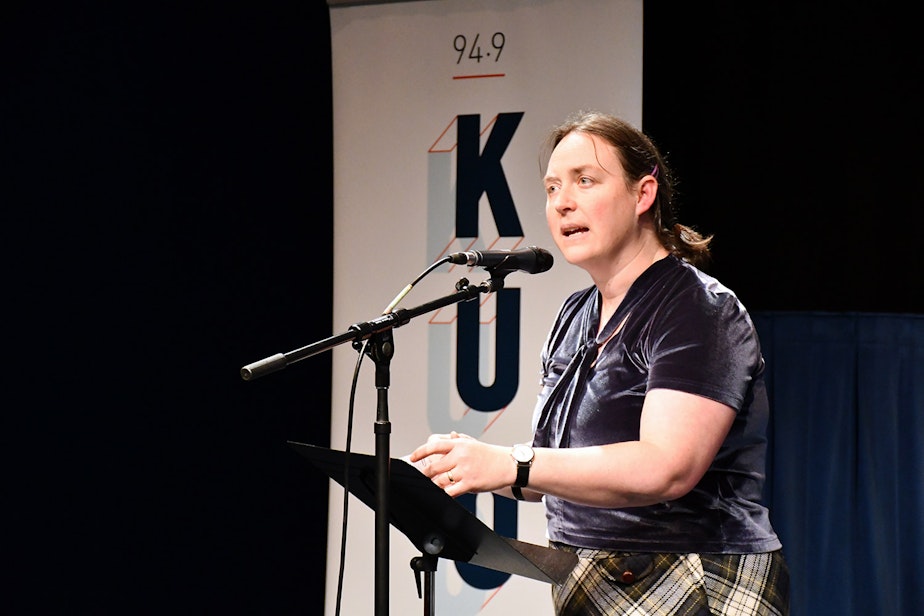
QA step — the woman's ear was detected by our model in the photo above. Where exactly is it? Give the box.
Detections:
[635,175,658,216]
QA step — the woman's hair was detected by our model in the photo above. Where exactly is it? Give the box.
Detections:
[541,110,712,268]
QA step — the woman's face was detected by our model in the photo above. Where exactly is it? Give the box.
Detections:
[544,131,642,276]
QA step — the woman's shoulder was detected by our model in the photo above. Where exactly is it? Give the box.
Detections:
[658,256,742,308]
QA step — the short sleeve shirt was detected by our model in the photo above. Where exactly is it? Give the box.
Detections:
[532,255,781,553]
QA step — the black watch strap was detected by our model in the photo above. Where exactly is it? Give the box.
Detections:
[514,463,530,488]
[512,485,526,501]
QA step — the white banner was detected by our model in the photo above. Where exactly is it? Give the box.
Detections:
[327,1,642,613]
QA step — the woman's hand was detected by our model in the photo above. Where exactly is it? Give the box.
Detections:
[409,432,517,497]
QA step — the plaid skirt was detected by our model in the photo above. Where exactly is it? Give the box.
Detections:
[550,544,790,616]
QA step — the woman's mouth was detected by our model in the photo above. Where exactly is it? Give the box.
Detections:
[562,225,589,237]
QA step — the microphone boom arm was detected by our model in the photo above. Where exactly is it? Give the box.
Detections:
[240,275,501,381]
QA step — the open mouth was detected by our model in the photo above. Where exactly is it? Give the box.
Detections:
[562,226,589,237]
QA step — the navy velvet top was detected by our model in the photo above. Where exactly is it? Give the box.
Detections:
[532,255,782,553]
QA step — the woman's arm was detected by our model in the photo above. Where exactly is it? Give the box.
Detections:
[409,388,735,508]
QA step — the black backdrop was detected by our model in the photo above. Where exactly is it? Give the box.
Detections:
[7,2,921,614]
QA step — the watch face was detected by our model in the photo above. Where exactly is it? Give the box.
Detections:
[512,444,533,463]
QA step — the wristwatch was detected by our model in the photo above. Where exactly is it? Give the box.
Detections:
[511,444,534,501]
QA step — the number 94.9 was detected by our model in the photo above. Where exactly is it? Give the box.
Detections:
[454,32,505,63]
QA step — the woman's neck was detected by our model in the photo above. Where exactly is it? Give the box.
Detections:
[595,243,669,329]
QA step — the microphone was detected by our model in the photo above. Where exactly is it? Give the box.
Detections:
[447,246,554,275]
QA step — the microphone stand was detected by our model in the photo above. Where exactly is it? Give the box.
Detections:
[241,273,510,616]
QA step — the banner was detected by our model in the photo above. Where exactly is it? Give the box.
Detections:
[327,1,642,613]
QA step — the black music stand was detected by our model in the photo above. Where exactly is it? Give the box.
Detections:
[288,442,577,615]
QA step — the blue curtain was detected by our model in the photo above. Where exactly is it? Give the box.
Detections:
[754,312,924,615]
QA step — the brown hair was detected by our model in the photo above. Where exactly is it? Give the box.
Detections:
[542,111,712,269]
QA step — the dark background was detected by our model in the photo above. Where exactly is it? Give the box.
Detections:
[7,2,920,614]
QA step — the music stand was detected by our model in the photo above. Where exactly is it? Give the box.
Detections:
[289,442,578,614]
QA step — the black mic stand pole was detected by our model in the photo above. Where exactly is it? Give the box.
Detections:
[363,326,394,616]
[241,274,509,616]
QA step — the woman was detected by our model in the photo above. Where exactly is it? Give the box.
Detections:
[410,111,789,615]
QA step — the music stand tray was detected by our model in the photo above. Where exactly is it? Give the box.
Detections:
[288,441,577,585]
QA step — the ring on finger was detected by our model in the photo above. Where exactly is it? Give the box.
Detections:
[447,470,455,483]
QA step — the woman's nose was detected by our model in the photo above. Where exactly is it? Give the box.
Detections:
[551,186,575,214]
